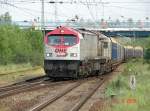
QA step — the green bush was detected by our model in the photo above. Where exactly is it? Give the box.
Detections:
[0,25,43,66]
[144,48,150,62]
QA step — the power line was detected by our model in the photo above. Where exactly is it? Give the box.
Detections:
[0,0,37,17]
[11,1,150,4]
[0,0,68,18]
[41,0,45,29]
[85,0,101,27]
[0,0,149,21]
[106,5,148,13]
[85,0,96,21]
[108,2,150,4]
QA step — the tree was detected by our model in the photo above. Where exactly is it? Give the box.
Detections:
[0,12,12,24]
[0,25,43,65]
[115,19,121,28]
[145,17,149,28]
[127,18,134,28]
[100,19,108,29]
[136,20,143,28]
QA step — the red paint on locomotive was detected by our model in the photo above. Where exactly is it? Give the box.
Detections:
[45,26,80,49]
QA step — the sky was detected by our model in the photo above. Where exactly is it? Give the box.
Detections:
[0,0,150,22]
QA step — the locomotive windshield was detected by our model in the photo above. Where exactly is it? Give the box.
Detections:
[48,36,61,45]
[48,35,77,46]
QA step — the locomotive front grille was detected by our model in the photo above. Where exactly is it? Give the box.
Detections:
[44,60,79,78]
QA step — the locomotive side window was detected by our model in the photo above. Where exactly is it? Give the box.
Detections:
[48,35,77,46]
[103,42,108,48]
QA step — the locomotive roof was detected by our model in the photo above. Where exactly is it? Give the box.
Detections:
[77,28,98,35]
[134,46,143,50]
[110,37,118,43]
[124,46,134,49]
[46,26,79,36]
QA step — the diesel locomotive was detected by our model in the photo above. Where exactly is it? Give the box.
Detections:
[44,26,143,78]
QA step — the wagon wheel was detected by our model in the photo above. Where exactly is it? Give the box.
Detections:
[78,66,89,78]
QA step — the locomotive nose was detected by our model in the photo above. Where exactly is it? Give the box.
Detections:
[58,65,64,72]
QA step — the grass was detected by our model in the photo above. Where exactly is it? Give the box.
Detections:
[104,59,150,111]
[0,63,44,87]
[0,63,34,74]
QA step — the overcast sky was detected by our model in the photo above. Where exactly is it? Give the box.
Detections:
[0,0,149,21]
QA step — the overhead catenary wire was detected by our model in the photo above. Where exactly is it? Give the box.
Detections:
[85,0,98,26]
[0,0,68,19]
[0,0,38,17]
[105,5,149,13]
[0,0,149,22]
[10,0,150,4]
[1,0,148,13]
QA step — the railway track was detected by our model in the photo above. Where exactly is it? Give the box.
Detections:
[0,76,48,92]
[0,66,119,110]
[0,76,51,98]
[70,78,105,111]
[28,76,107,111]
[29,82,82,111]
[0,76,78,99]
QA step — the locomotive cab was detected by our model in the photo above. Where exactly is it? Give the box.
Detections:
[44,26,81,78]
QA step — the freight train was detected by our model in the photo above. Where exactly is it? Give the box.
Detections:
[44,26,143,78]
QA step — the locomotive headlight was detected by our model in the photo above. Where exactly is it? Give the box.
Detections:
[70,53,77,57]
[46,53,52,57]
[60,30,64,33]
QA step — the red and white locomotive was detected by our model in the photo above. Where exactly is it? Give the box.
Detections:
[44,26,143,78]
[44,26,82,78]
